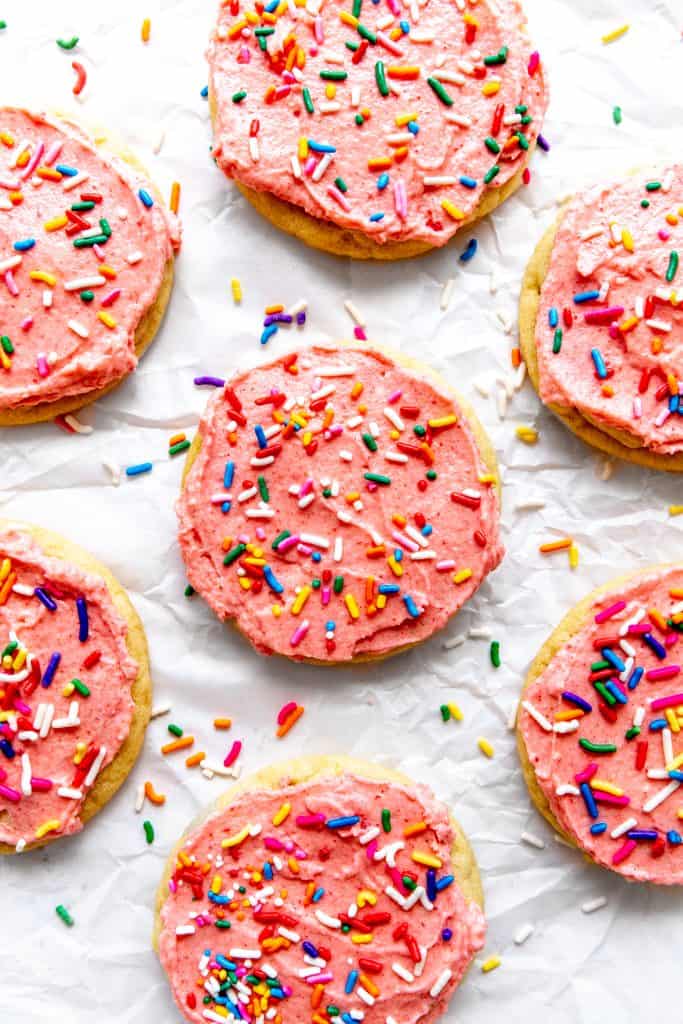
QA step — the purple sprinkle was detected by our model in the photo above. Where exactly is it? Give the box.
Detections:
[263,313,293,326]
[296,311,306,326]
[42,652,61,688]
[34,587,57,612]
[537,133,550,152]
[76,596,88,643]
[194,375,226,387]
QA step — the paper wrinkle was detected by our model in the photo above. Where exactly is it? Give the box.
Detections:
[1,0,682,1021]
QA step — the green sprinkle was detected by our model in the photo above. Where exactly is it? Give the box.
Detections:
[184,583,195,597]
[0,21,6,29]
[272,530,291,550]
[579,738,617,755]
[354,113,364,126]
[345,40,359,52]
[645,181,662,191]
[426,77,453,106]
[143,820,155,844]
[215,919,232,929]
[553,327,563,353]
[440,704,451,722]
[352,0,362,15]
[56,904,74,926]
[312,578,321,589]
[169,440,191,456]
[364,472,391,485]
[485,136,501,155]
[641,199,650,208]
[591,660,610,672]
[381,808,391,833]
[1,641,17,657]
[0,335,13,355]
[413,424,426,437]
[57,36,79,50]
[357,22,377,43]
[594,681,616,706]
[483,165,500,184]
[79,290,94,303]
[515,104,528,114]
[402,876,417,891]
[257,34,268,51]
[362,432,378,452]
[516,132,530,151]
[223,542,247,566]
[71,678,90,697]
[612,105,622,125]
[666,251,679,283]
[258,475,269,502]
[320,69,347,81]
[483,46,508,65]
[302,87,314,114]
[375,60,389,97]
[490,641,501,668]
[334,176,348,193]
[333,575,344,594]
[341,923,351,933]
[73,234,108,248]
[99,218,112,237]
[71,201,95,211]
[232,90,247,103]
[168,723,183,737]
[327,1007,341,1018]
[625,726,640,741]
[322,487,333,497]
[254,26,275,35]
[426,469,436,480]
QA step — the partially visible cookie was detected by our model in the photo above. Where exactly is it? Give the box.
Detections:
[517,563,683,884]
[0,519,152,854]
[519,165,683,471]
[207,0,548,258]
[0,107,180,425]
[154,754,485,1024]
[177,344,504,664]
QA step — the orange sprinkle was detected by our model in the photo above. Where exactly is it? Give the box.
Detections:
[511,347,521,368]
[214,717,232,729]
[162,736,194,754]
[0,572,17,606]
[98,264,117,279]
[386,65,420,79]
[277,705,304,738]
[144,780,166,805]
[554,708,584,721]
[170,181,181,214]
[185,751,205,768]
[141,17,151,42]
[368,157,392,171]
[403,821,428,837]
[36,166,62,181]
[265,304,284,315]
[169,432,186,447]
[539,538,573,553]
[311,984,325,1010]
[360,974,380,997]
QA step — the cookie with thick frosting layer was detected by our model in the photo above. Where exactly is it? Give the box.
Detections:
[207,0,548,258]
[177,345,503,663]
[0,107,180,425]
[154,754,485,1024]
[0,519,151,854]
[519,165,683,471]
[517,564,683,884]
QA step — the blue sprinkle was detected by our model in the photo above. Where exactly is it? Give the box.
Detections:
[13,238,35,251]
[126,462,153,477]
[422,524,433,536]
[668,770,683,782]
[263,566,284,594]
[265,0,279,9]
[627,666,644,691]
[580,782,598,819]
[394,548,403,562]
[561,691,592,713]
[308,139,336,153]
[667,830,682,845]
[312,551,322,563]
[573,289,601,304]
[403,593,421,618]
[254,424,268,449]
[649,718,668,731]
[302,941,319,958]
[626,829,658,841]
[55,164,78,177]
[42,652,61,688]
[377,172,389,190]
[442,928,453,941]
[325,620,336,631]
[435,874,454,891]
[459,175,477,189]
[342,1015,355,1024]
[312,887,325,902]
[605,680,628,705]
[548,307,559,328]
[34,587,57,612]
[378,583,400,595]
[221,501,231,514]
[460,238,478,263]
[138,188,154,208]
[215,954,237,971]
[591,348,607,379]
[345,969,359,995]
[407,121,419,135]
[369,212,385,221]
[326,815,361,829]
[644,632,666,660]
[263,862,274,880]
[261,324,278,345]
[399,18,409,31]
[208,891,230,905]
[224,461,235,489]
[601,647,625,672]
[426,868,437,902]
[590,822,607,835]
[670,395,680,413]
[201,85,209,98]
[0,738,15,759]
[76,596,88,643]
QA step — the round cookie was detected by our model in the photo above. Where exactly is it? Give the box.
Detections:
[0,518,152,853]
[177,344,503,664]
[519,165,683,471]
[0,107,180,425]
[517,564,683,884]
[154,753,485,1024]
[207,0,548,259]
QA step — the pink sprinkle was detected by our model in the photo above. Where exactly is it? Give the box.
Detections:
[366,482,377,493]
[0,784,21,803]
[101,288,121,307]
[392,530,419,552]
[436,560,456,571]
[37,355,49,378]
[646,665,680,681]
[224,739,242,767]
[666,633,678,648]
[628,623,652,634]
[386,0,400,14]
[43,140,63,166]
[327,184,351,212]
[591,791,630,807]
[20,139,44,180]
[169,878,178,893]
[297,543,313,556]
[275,85,291,101]
[575,762,598,784]
[584,307,624,325]
[366,839,378,860]
[255,526,266,540]
[4,270,18,296]
[20,316,33,331]
[277,534,300,553]
[528,51,540,76]
[299,478,314,498]
[324,425,343,440]
[394,179,407,221]
[386,865,407,892]
[314,15,324,43]
[305,973,333,985]
[296,813,325,828]
[304,156,317,176]
[264,836,285,851]
[655,407,671,428]
[612,839,636,866]
[659,230,671,242]
[387,389,402,404]
[376,29,402,55]
[277,701,298,725]
[650,692,683,711]
[93,243,106,261]
[237,46,251,63]
[321,586,331,606]
[594,600,626,624]
[290,620,310,647]
[30,777,53,791]
[353,326,367,340]
[13,700,30,715]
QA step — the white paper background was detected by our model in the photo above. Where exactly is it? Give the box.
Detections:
[1,2,682,1021]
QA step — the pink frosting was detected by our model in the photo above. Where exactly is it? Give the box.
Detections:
[207,0,548,247]
[0,529,138,850]
[535,165,683,454]
[520,566,683,884]
[157,771,486,1024]
[177,346,503,661]
[0,107,180,411]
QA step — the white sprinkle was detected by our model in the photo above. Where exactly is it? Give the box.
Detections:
[521,831,545,850]
[176,925,196,936]
[249,137,260,162]
[385,451,408,464]
[443,111,472,128]
[126,250,143,265]
[333,537,343,562]
[359,826,381,845]
[611,816,638,839]
[315,910,341,929]
[556,784,580,796]
[151,701,172,719]
[43,290,52,309]
[430,968,452,998]
[64,276,106,292]
[63,171,89,191]
[643,779,680,813]
[514,922,534,945]
[442,633,465,650]
[423,175,457,187]
[581,897,607,914]
[57,786,84,800]
[522,700,552,732]
[383,406,404,431]
[63,413,93,435]
[344,299,366,326]
[312,152,333,181]
[440,278,455,310]
[20,753,32,796]
[392,962,414,983]
[135,783,145,813]
[84,746,107,787]
[68,319,89,339]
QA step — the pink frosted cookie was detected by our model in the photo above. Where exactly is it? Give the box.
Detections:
[154,755,485,1024]
[177,346,503,663]
[518,565,683,884]
[207,0,548,258]
[520,165,683,470]
[0,520,151,853]
[0,107,180,425]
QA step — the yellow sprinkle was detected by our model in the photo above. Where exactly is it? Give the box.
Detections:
[403,821,427,838]
[428,414,457,429]
[29,270,57,286]
[441,199,465,221]
[213,717,232,729]
[273,802,291,827]
[231,278,242,303]
[481,956,501,973]
[669,506,683,517]
[98,263,117,279]
[569,542,579,570]
[447,702,463,721]
[272,604,282,617]
[44,215,68,232]
[478,737,495,758]
[351,381,363,398]
[221,825,252,849]
[0,559,10,583]
[453,569,473,585]
[35,819,61,839]
[411,850,442,869]
[98,311,117,329]
[667,753,683,772]
[359,974,379,997]
[238,577,251,591]
[73,742,87,765]
[211,874,223,894]
[482,80,501,96]
[291,586,312,615]
[387,555,403,577]
[351,933,373,944]
[287,856,300,874]
[0,349,11,370]
[516,425,538,444]
[298,136,309,160]
[478,473,496,484]
[339,10,358,27]
[602,23,629,44]
[591,780,623,796]
[62,683,75,698]
[141,17,151,42]
[395,111,418,126]
[666,707,680,734]
[344,593,360,620]
[376,593,387,610]
[356,889,377,907]
[621,228,634,253]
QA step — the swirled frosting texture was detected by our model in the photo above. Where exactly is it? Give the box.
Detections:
[208,0,547,246]
[520,566,683,884]
[0,529,138,849]
[0,107,179,411]
[158,771,486,1024]
[177,347,503,662]
[535,166,683,454]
